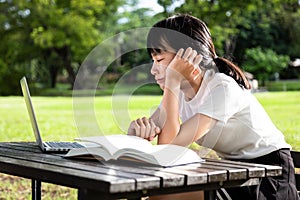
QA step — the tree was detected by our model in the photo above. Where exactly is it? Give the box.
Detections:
[174,0,259,57]
[233,0,300,64]
[0,0,123,91]
[243,47,290,85]
[101,0,161,84]
[28,0,107,88]
[281,8,300,59]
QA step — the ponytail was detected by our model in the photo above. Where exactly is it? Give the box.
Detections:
[213,57,251,90]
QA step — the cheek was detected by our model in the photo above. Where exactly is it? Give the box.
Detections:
[159,66,168,77]
[151,63,167,74]
[162,56,174,66]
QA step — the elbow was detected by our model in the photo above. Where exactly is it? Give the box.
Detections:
[157,127,179,144]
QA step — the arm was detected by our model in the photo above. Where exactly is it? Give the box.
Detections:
[157,80,217,145]
[171,113,217,147]
[157,76,180,144]
[157,48,203,144]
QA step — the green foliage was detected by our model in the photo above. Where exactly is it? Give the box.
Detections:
[175,0,300,66]
[281,8,300,58]
[0,59,27,96]
[0,0,121,91]
[266,80,300,91]
[1,0,300,95]
[243,47,290,84]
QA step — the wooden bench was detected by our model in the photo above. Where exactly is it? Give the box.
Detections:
[0,142,283,200]
[291,150,300,196]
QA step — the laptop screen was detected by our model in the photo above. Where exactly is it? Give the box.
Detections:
[20,77,45,149]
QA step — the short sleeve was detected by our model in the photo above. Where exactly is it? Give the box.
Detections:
[196,74,246,123]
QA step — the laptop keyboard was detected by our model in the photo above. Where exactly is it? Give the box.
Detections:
[45,142,83,149]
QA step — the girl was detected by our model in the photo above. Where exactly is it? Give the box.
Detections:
[128,14,299,200]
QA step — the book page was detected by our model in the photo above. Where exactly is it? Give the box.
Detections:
[64,147,112,161]
[112,144,204,167]
[149,144,204,166]
[76,134,153,155]
[72,135,204,167]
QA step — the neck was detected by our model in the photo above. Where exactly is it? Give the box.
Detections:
[180,70,204,101]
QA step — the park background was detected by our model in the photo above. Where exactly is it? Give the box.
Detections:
[0,0,300,199]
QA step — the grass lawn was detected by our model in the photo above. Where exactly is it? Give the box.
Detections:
[0,91,299,199]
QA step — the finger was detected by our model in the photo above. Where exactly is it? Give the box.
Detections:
[193,54,203,66]
[137,118,146,138]
[155,126,161,134]
[182,47,192,61]
[148,119,155,139]
[142,117,151,139]
[188,50,197,63]
[176,48,184,58]
[149,119,157,139]
[134,120,141,137]
[148,135,155,141]
[127,121,135,135]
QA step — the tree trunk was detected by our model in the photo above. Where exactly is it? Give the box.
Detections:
[55,46,76,89]
[224,35,237,58]
[49,65,58,88]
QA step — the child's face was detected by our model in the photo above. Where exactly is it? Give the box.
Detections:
[150,51,175,90]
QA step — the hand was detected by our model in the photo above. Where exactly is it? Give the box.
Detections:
[166,47,203,85]
[127,117,161,141]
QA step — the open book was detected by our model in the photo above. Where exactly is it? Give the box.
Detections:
[64,134,204,167]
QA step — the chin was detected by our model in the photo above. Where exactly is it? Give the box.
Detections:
[159,84,165,90]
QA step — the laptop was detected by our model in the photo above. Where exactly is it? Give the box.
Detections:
[20,77,84,152]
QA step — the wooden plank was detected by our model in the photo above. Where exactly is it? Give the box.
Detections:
[0,155,135,193]
[102,161,186,188]
[136,162,228,183]
[159,165,208,185]
[0,143,247,186]
[196,162,247,180]
[0,145,160,191]
[0,142,284,200]
[0,143,281,192]
[136,163,227,184]
[0,142,41,153]
[204,158,281,177]
[204,159,265,178]
[0,143,185,189]
[192,167,227,183]
[161,163,227,183]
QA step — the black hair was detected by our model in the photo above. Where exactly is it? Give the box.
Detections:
[147,14,251,89]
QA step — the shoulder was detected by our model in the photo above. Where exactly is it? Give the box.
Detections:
[202,70,244,94]
[201,70,251,109]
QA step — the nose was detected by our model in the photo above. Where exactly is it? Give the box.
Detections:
[150,62,158,75]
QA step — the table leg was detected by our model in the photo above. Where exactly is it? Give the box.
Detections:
[204,190,216,200]
[31,179,41,200]
[78,189,110,200]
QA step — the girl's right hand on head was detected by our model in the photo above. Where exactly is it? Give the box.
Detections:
[166,47,202,83]
[127,117,161,141]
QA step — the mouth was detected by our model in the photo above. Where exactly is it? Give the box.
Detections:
[155,78,164,85]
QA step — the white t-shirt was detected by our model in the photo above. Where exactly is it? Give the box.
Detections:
[179,69,290,159]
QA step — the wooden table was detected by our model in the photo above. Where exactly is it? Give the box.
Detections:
[0,142,282,200]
